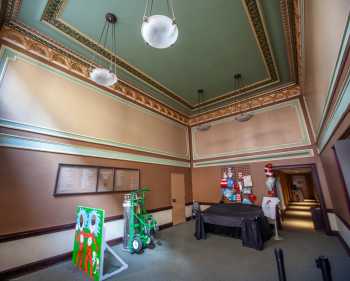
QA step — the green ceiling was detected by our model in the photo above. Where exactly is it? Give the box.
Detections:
[10,0,295,115]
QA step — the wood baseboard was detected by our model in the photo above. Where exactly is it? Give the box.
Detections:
[0,219,181,279]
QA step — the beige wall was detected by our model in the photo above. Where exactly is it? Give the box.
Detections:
[0,50,193,236]
[303,0,350,132]
[0,56,189,159]
[0,145,192,235]
[191,100,309,160]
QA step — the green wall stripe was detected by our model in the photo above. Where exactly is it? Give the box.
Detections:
[317,15,350,137]
[193,149,314,168]
[318,69,350,151]
[0,133,190,168]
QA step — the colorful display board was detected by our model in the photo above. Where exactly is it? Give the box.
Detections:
[73,206,105,281]
[220,166,257,204]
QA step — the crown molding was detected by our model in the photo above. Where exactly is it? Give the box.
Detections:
[0,24,190,126]
[189,84,301,126]
[0,24,301,127]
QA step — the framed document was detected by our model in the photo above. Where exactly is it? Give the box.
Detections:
[54,164,140,196]
[97,168,114,192]
[115,169,140,191]
[55,165,98,195]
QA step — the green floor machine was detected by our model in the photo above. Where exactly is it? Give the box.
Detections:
[123,188,158,253]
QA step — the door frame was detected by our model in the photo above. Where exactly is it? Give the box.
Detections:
[170,172,186,225]
[273,163,332,235]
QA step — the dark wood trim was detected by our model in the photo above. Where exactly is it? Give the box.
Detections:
[326,209,336,213]
[0,219,179,279]
[107,237,123,246]
[197,202,217,205]
[0,207,172,243]
[0,251,72,280]
[185,202,193,206]
[158,222,173,230]
[148,206,172,213]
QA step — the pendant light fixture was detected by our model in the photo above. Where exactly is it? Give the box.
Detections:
[197,89,212,132]
[90,13,118,87]
[233,73,254,122]
[141,0,178,49]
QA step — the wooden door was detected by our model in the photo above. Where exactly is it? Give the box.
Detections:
[171,173,186,225]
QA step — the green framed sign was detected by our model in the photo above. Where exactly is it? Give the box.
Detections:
[72,206,105,281]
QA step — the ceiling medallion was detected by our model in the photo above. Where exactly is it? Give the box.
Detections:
[141,0,178,49]
[233,73,254,122]
[90,13,118,87]
[197,89,212,132]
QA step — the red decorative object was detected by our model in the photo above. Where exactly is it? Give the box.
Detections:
[268,190,276,197]
[233,181,240,191]
[220,179,227,188]
[248,194,257,202]
[264,163,274,177]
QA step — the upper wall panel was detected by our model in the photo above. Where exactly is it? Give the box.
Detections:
[191,99,310,160]
[0,47,189,160]
[303,0,350,135]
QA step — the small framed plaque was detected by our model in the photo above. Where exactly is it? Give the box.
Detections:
[97,168,114,192]
[55,165,98,195]
[115,169,140,191]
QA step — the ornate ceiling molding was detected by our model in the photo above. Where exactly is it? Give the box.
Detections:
[280,0,297,81]
[39,0,280,110]
[0,25,301,127]
[189,84,301,126]
[0,25,190,126]
[244,0,279,81]
[293,0,303,85]
[0,1,302,127]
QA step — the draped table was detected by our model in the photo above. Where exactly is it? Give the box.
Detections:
[195,203,272,250]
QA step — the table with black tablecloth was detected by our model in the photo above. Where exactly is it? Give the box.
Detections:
[195,204,272,250]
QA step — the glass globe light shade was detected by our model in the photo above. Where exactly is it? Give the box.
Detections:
[90,67,118,87]
[141,15,178,49]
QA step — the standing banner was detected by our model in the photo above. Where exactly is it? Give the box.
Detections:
[72,206,128,281]
[73,206,105,281]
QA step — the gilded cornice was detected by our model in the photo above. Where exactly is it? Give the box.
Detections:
[40,0,280,109]
[0,25,190,125]
[189,85,301,126]
[1,22,300,128]
[280,0,297,80]
[293,0,303,85]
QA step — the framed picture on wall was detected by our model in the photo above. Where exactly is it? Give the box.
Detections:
[97,168,114,192]
[115,169,140,192]
[55,165,98,195]
[54,164,140,196]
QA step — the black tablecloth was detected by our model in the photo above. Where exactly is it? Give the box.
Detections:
[195,204,272,250]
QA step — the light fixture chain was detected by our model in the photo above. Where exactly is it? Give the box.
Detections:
[169,0,176,21]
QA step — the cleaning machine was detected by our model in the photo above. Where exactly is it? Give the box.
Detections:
[123,188,158,253]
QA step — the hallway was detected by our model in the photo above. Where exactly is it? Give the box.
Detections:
[283,199,320,231]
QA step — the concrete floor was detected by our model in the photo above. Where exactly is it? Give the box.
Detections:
[12,220,349,281]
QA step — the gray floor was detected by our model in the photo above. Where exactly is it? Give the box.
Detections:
[12,221,349,281]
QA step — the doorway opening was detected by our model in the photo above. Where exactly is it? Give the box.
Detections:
[274,164,330,234]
